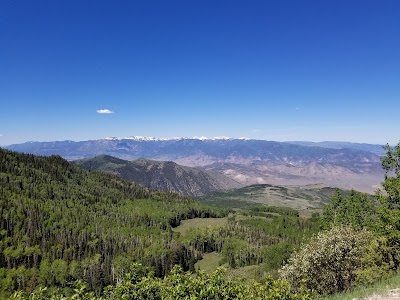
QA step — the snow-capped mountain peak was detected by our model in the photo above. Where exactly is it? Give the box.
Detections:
[105,136,178,141]
[104,136,249,141]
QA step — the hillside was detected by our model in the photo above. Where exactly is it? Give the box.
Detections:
[6,137,384,192]
[73,155,241,197]
[0,148,226,297]
[200,183,346,213]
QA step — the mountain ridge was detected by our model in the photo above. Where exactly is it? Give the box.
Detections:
[6,137,382,162]
[6,138,384,193]
[73,155,242,197]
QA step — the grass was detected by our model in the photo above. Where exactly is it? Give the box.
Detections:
[322,271,400,300]
[195,252,223,273]
[225,263,272,283]
[195,253,269,283]
[300,207,323,218]
[172,217,228,235]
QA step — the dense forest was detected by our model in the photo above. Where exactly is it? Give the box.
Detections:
[0,148,227,297]
[1,142,400,299]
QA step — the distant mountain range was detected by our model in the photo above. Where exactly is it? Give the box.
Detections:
[285,141,386,156]
[6,137,385,193]
[74,155,241,197]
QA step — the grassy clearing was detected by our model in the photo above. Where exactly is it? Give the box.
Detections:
[195,252,223,273]
[323,271,400,300]
[173,217,228,235]
[195,253,269,282]
[225,264,271,283]
[299,208,323,218]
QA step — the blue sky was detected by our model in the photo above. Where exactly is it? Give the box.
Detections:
[1,0,399,145]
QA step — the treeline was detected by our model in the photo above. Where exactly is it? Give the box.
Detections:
[244,205,300,217]
[180,211,319,274]
[0,149,227,297]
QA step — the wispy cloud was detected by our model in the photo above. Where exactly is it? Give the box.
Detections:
[96,109,114,114]
[252,129,261,133]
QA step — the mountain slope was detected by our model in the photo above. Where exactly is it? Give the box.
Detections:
[74,155,242,197]
[0,148,226,296]
[199,183,349,212]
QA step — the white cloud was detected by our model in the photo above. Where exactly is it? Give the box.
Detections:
[252,129,261,133]
[96,109,114,114]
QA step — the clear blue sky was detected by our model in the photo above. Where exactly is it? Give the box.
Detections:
[1,0,399,145]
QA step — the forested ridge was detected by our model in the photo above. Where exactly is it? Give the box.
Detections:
[0,148,227,297]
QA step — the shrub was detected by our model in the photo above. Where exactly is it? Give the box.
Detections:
[279,225,374,295]
[355,235,394,285]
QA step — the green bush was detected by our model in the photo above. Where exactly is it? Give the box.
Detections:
[279,225,374,295]
[10,265,314,299]
[355,236,394,285]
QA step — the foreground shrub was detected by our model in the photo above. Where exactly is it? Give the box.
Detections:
[279,225,374,295]
[104,265,314,300]
[10,265,314,299]
[355,235,394,285]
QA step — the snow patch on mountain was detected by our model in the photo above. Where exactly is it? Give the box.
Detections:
[105,136,250,141]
